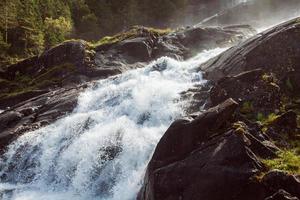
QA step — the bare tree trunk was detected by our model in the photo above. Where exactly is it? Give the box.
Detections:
[5,0,8,43]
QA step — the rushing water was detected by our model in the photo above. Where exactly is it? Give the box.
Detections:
[0,48,226,200]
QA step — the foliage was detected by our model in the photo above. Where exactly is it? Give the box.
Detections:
[240,101,254,114]
[286,78,294,91]
[0,32,10,54]
[44,17,72,48]
[0,0,186,67]
[257,113,279,125]
[262,150,300,174]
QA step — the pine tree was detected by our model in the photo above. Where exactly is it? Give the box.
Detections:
[0,0,18,43]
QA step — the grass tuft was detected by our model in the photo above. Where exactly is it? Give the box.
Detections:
[262,150,300,174]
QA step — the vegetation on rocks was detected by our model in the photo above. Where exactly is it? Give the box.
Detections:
[92,26,172,48]
[263,150,300,174]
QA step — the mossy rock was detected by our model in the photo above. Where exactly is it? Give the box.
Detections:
[93,26,172,49]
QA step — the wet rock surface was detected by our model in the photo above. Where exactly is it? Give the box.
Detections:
[0,84,88,152]
[200,17,300,82]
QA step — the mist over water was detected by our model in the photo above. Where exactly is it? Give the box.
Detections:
[0,48,227,200]
[197,0,300,32]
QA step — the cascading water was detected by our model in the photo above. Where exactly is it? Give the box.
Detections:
[0,48,226,200]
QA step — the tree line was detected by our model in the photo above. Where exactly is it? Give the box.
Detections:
[0,0,188,65]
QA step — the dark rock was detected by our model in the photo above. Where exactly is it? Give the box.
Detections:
[0,90,49,110]
[0,84,87,152]
[155,25,254,60]
[200,17,300,84]
[95,25,255,68]
[262,170,300,198]
[265,190,299,200]
[3,40,88,81]
[270,111,298,132]
[146,98,238,173]
[209,68,281,114]
[137,99,275,200]
[116,37,152,63]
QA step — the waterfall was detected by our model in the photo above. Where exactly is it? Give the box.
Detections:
[0,48,226,200]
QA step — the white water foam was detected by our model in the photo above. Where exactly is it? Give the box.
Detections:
[0,48,226,200]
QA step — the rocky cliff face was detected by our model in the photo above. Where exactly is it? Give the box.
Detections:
[138,17,300,200]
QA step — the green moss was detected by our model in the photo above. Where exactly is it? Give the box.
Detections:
[257,112,265,122]
[31,62,75,86]
[240,101,254,114]
[0,86,37,99]
[264,113,280,125]
[262,150,300,174]
[15,72,32,85]
[256,113,279,125]
[0,78,13,85]
[286,77,294,91]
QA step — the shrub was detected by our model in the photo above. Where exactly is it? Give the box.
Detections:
[44,16,72,48]
[262,150,300,174]
[240,101,254,114]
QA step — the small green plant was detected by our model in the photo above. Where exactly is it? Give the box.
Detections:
[286,77,294,91]
[257,112,265,122]
[240,101,254,114]
[256,113,279,125]
[44,17,72,48]
[262,150,300,174]
[264,113,280,125]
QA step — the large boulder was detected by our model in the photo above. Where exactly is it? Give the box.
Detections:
[2,40,89,81]
[265,190,299,200]
[138,99,300,200]
[262,170,300,198]
[197,17,300,122]
[200,17,300,83]
[0,83,88,152]
[95,25,255,65]
[138,99,279,200]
